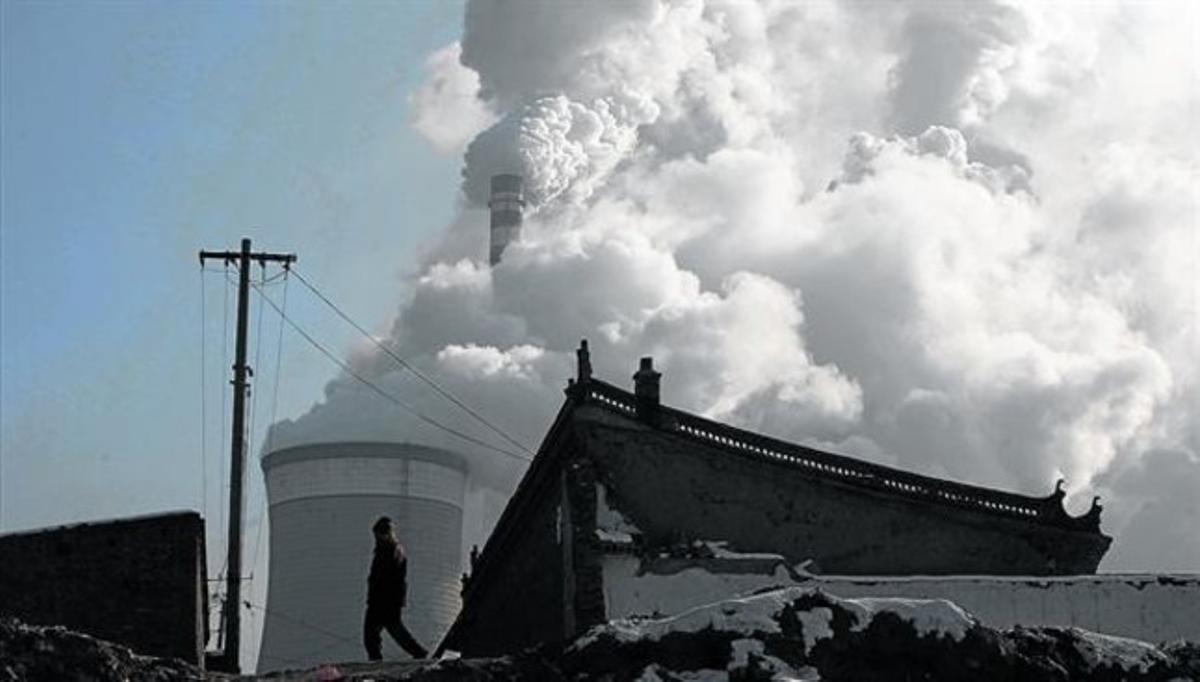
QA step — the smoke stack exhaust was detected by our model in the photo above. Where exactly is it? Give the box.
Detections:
[488,174,524,265]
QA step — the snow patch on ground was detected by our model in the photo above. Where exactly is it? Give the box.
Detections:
[728,638,764,669]
[728,638,820,680]
[701,540,786,561]
[596,484,642,536]
[1074,629,1170,672]
[794,607,835,653]
[577,586,976,652]
[634,663,666,682]
[576,589,796,649]
[595,528,635,544]
[841,596,975,641]
[636,664,728,681]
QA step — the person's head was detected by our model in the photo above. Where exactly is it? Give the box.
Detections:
[372,516,396,545]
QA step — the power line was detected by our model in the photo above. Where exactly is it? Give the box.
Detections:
[243,600,360,670]
[288,268,534,456]
[248,270,288,633]
[199,267,209,524]
[210,265,286,594]
[219,263,230,572]
[265,273,289,456]
[247,265,268,467]
[243,601,359,648]
[200,239,297,674]
[252,283,531,462]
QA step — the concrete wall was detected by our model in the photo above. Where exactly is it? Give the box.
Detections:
[811,574,1200,643]
[601,555,1200,644]
[578,406,1105,575]
[0,511,207,664]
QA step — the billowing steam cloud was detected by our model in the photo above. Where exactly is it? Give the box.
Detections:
[272,0,1198,571]
[463,94,657,207]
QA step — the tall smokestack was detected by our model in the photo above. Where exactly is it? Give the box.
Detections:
[488,173,524,265]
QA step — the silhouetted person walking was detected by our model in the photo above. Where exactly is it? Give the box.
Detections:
[364,516,428,661]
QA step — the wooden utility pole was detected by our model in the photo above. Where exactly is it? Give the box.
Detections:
[199,238,296,674]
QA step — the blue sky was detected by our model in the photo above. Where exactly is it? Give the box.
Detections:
[2,0,466,665]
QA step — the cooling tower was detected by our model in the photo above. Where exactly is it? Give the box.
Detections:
[488,173,524,265]
[256,442,466,672]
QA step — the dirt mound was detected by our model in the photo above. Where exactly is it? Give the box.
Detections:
[7,589,1197,681]
[561,588,1200,681]
[0,617,204,682]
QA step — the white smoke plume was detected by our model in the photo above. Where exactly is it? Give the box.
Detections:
[274,0,1199,571]
[408,42,498,154]
[463,94,657,207]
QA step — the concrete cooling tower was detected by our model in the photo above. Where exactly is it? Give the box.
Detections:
[257,442,466,672]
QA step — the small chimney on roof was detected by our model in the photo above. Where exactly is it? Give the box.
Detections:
[488,173,524,266]
[633,356,661,422]
[576,339,592,383]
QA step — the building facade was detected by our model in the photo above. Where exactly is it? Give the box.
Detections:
[440,343,1133,657]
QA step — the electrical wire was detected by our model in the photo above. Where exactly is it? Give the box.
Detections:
[265,273,289,457]
[248,270,288,634]
[203,264,295,654]
[218,263,230,582]
[289,268,534,456]
[260,268,289,285]
[202,264,288,283]
[252,283,531,462]
[243,601,359,648]
[199,267,209,525]
[244,600,360,670]
[247,264,267,468]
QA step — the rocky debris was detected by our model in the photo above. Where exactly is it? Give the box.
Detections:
[561,588,1200,681]
[245,652,560,682]
[6,591,1198,681]
[0,616,204,681]
[258,588,1199,681]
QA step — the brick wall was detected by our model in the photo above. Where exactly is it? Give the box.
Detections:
[563,456,606,631]
[0,511,207,664]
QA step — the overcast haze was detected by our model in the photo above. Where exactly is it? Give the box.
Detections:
[2,0,1197,670]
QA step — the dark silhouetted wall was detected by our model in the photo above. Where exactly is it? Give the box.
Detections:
[0,511,207,664]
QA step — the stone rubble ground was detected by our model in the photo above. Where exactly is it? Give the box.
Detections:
[4,588,1199,681]
[0,617,205,681]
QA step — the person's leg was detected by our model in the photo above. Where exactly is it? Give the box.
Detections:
[384,611,428,659]
[363,608,384,661]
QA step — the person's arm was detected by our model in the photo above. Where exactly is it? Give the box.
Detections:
[394,544,408,607]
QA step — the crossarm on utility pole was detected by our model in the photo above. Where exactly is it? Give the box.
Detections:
[200,251,297,266]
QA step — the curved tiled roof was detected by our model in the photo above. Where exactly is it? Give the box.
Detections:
[576,377,1103,533]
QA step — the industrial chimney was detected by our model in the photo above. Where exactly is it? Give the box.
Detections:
[488,174,524,265]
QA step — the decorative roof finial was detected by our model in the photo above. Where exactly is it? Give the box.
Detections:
[1081,496,1104,531]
